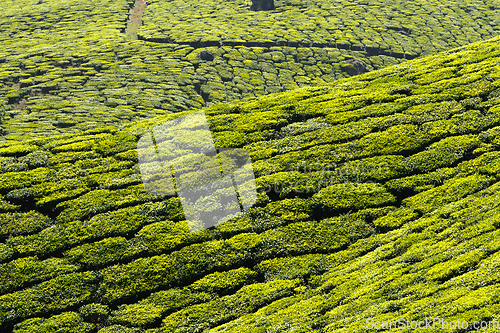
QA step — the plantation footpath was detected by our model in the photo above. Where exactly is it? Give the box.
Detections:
[0,0,499,139]
[0,36,499,332]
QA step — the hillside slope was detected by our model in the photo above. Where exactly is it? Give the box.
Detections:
[0,0,499,140]
[0,36,499,332]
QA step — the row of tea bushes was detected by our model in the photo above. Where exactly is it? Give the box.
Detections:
[13,312,95,333]
[0,0,200,138]
[0,272,97,326]
[2,201,180,260]
[0,0,131,41]
[0,256,79,295]
[0,36,500,331]
[109,267,258,327]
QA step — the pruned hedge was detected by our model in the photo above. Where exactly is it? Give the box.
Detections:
[13,312,94,333]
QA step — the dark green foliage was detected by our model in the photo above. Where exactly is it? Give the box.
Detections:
[313,182,396,212]
[110,288,211,327]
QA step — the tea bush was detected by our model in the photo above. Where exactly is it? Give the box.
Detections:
[13,312,94,333]
[0,212,51,239]
[110,288,211,327]
[0,272,96,326]
[0,256,79,294]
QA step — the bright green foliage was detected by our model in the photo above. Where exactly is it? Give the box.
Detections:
[427,249,487,281]
[403,175,494,213]
[0,212,50,238]
[134,220,191,254]
[98,325,143,333]
[156,279,299,333]
[386,167,458,194]
[265,198,314,221]
[259,214,374,258]
[56,185,156,222]
[99,234,261,302]
[373,207,419,229]
[79,303,110,324]
[0,243,14,262]
[0,168,54,194]
[0,194,20,212]
[13,312,94,333]
[313,182,396,212]
[110,287,212,327]
[256,253,333,281]
[0,144,38,157]
[63,237,145,268]
[140,0,499,59]
[6,202,170,257]
[111,303,164,328]
[0,0,498,139]
[405,134,480,172]
[0,256,79,294]
[190,267,258,294]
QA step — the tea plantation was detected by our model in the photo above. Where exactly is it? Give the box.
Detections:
[0,29,499,331]
[0,0,499,140]
[2,0,500,331]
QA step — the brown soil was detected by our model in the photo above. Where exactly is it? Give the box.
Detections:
[125,0,147,40]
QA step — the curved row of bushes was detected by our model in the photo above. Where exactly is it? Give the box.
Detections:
[0,36,499,332]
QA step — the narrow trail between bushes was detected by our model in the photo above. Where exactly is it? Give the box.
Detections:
[125,0,147,40]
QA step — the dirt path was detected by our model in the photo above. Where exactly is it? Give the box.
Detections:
[125,0,147,40]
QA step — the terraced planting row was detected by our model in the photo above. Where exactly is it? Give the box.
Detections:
[1,37,403,140]
[139,0,500,57]
[1,0,499,140]
[0,36,499,332]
